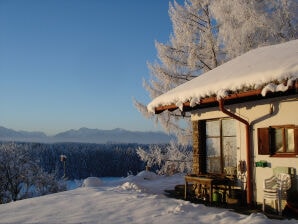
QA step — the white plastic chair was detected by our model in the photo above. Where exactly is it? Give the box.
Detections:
[262,173,291,215]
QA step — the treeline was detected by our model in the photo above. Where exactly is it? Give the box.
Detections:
[0,141,192,203]
[1,142,150,180]
[0,142,155,203]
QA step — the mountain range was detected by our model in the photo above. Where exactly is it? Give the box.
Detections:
[0,126,174,144]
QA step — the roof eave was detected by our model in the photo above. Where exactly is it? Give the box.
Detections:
[154,80,298,114]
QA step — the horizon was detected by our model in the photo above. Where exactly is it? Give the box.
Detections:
[0,124,174,144]
[0,0,183,135]
[0,125,169,136]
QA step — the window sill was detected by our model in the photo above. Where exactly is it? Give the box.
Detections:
[270,154,298,158]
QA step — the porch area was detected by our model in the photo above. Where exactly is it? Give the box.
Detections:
[164,181,298,220]
[183,174,243,205]
[164,171,298,220]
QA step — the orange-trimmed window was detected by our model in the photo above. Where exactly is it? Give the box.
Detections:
[258,125,298,156]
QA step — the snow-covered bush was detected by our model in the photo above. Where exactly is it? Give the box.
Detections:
[82,177,102,188]
[34,171,66,196]
[137,140,192,175]
[136,170,157,180]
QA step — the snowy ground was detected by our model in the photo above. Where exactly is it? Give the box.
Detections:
[0,171,296,224]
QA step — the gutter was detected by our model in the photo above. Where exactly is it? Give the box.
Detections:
[218,99,252,205]
[154,80,298,114]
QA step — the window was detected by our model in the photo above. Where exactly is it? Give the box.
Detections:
[258,125,298,156]
[206,118,237,174]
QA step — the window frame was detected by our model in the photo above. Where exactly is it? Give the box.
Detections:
[205,118,237,174]
[257,125,298,157]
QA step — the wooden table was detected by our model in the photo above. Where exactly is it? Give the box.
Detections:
[184,175,231,203]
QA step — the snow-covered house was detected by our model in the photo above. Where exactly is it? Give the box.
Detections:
[147,39,298,208]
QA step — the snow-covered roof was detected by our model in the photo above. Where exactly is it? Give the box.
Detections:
[147,39,298,113]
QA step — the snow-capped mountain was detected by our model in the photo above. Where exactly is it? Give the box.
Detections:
[0,126,174,144]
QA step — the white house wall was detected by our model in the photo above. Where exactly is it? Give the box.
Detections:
[191,95,298,204]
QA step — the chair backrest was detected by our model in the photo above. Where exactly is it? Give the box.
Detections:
[264,175,278,189]
[276,173,291,191]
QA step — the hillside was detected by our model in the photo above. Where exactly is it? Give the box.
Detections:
[0,173,290,224]
[0,126,174,144]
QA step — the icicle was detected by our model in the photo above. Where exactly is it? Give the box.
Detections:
[190,97,201,107]
[175,101,184,111]
[261,83,276,96]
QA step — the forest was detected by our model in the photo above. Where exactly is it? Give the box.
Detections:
[0,142,147,203]
[0,141,192,203]
[2,142,150,179]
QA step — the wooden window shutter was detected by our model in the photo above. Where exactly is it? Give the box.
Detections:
[257,128,271,155]
[294,127,298,154]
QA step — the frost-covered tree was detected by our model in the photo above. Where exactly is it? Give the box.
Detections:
[0,143,63,203]
[134,0,221,144]
[211,0,298,58]
[134,0,297,144]
[0,143,36,202]
[137,141,192,175]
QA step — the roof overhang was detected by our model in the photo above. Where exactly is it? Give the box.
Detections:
[148,40,298,115]
[154,80,298,114]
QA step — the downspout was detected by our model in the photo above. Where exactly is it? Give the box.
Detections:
[218,99,252,205]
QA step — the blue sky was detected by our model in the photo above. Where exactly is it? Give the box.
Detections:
[0,0,180,135]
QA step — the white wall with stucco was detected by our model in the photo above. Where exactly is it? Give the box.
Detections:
[191,95,298,204]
